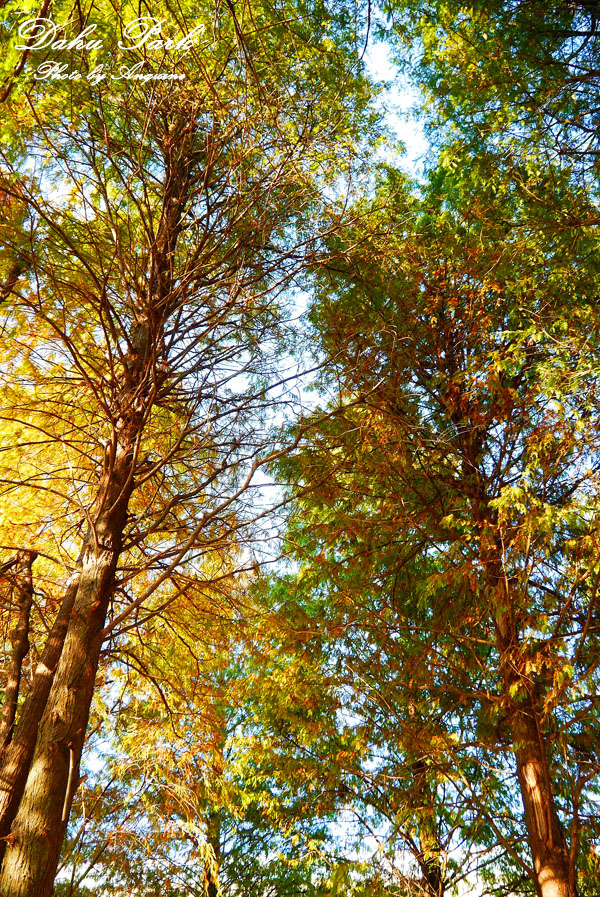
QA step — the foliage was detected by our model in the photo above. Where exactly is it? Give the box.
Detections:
[1,1,600,896]
[0,1,376,895]
[276,161,600,895]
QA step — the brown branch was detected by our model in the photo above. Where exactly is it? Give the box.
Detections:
[0,550,38,750]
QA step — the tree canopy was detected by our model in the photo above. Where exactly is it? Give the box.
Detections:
[0,2,599,897]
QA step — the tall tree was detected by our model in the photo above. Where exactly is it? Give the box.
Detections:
[280,163,600,897]
[0,1,374,893]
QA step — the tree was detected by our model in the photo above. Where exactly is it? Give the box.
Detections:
[382,0,600,169]
[376,0,600,268]
[0,1,374,893]
[279,163,600,897]
[55,579,335,897]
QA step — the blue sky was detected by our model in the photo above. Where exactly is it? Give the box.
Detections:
[364,39,429,174]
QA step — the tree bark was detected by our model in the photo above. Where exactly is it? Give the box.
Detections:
[0,258,27,307]
[204,808,221,897]
[513,707,572,897]
[494,606,573,897]
[0,550,37,749]
[0,569,78,862]
[0,438,135,897]
[409,757,444,897]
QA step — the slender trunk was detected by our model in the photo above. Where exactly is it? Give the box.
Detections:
[0,570,78,861]
[204,809,221,897]
[494,608,573,897]
[0,550,37,749]
[473,487,574,897]
[513,705,572,897]
[409,758,444,897]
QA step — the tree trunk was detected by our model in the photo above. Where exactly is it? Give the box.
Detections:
[473,493,574,897]
[0,439,135,897]
[0,258,27,307]
[204,808,221,897]
[512,695,572,897]
[0,125,193,896]
[409,757,444,897]
[0,570,78,862]
[0,550,37,749]
[494,608,573,897]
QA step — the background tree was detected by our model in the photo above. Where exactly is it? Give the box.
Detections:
[378,0,600,241]
[54,577,334,897]
[278,162,600,897]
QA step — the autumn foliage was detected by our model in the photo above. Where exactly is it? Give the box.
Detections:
[0,1,600,897]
